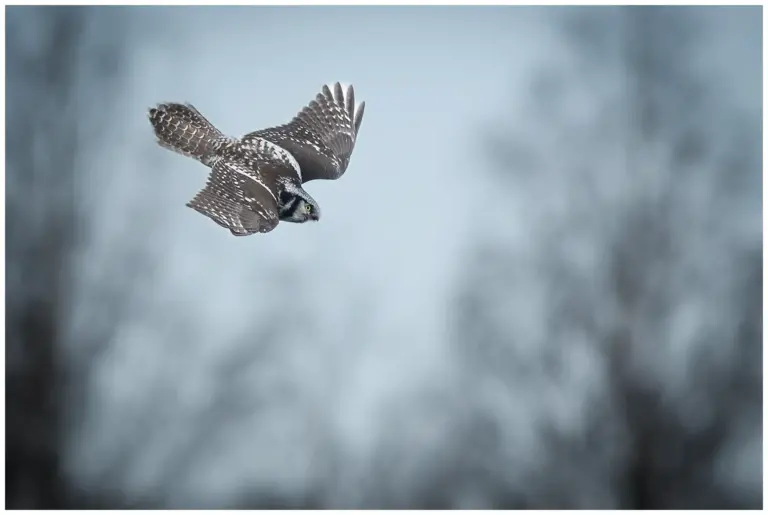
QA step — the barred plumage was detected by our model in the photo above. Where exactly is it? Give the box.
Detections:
[243,82,365,183]
[148,82,366,236]
[149,103,233,167]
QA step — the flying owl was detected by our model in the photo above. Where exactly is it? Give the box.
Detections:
[148,82,365,236]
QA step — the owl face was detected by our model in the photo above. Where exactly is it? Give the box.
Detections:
[279,187,321,223]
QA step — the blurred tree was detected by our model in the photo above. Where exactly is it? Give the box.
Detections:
[73,266,363,510]
[609,7,762,509]
[5,6,132,509]
[451,6,761,510]
[6,7,86,508]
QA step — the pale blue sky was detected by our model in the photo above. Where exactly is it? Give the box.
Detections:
[6,5,761,509]
[65,7,561,504]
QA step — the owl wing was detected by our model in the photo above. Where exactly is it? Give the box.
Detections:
[242,82,365,183]
[187,159,280,236]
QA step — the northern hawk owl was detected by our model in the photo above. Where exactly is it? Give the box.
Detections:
[148,82,365,236]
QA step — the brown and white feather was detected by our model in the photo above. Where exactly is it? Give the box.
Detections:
[242,82,366,183]
[148,82,365,236]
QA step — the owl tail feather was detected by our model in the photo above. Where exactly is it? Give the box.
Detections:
[148,103,231,165]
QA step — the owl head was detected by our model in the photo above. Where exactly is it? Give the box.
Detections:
[279,184,321,223]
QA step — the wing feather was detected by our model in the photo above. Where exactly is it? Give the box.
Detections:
[242,82,365,183]
[187,159,279,236]
[334,82,344,104]
[353,100,365,136]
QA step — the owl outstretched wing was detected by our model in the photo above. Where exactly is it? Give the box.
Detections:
[242,82,365,183]
[187,158,280,236]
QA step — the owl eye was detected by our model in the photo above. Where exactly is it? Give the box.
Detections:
[305,203,313,213]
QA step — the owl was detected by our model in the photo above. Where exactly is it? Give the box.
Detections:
[148,82,365,236]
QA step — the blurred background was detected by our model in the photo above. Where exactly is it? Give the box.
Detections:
[5,5,762,509]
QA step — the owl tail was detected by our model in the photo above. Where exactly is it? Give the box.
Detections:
[148,103,231,165]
